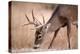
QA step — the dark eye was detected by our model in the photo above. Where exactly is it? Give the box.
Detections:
[38,36,41,38]
[38,34,42,38]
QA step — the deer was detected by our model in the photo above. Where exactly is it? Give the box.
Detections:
[24,4,77,49]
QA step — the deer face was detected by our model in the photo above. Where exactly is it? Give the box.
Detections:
[34,25,49,49]
[23,10,47,49]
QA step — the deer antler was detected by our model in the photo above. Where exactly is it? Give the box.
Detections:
[23,10,43,28]
[41,13,45,24]
[23,14,36,26]
[32,10,42,26]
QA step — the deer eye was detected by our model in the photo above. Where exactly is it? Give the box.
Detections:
[38,36,41,38]
[38,34,42,38]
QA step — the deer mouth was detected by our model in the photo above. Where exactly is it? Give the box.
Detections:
[33,44,40,49]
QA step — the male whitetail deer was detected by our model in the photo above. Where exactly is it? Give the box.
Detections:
[24,4,77,49]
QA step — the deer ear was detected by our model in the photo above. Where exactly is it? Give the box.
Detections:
[45,23,51,31]
[47,23,51,28]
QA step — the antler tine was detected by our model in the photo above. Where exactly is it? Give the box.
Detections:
[23,14,34,26]
[41,14,45,24]
[32,10,35,22]
[25,14,30,22]
[32,10,42,25]
[35,18,42,25]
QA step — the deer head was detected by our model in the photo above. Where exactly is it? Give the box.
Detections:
[24,10,48,49]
